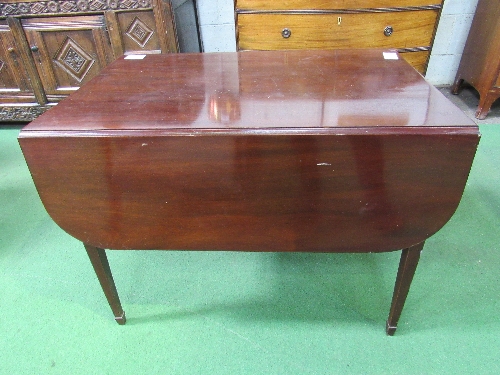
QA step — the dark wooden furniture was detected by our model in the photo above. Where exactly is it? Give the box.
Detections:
[451,0,500,119]
[234,0,444,74]
[0,0,177,122]
[18,49,479,335]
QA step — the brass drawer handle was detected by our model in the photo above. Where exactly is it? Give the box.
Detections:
[281,28,291,39]
[384,26,393,37]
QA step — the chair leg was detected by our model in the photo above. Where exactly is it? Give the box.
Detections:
[386,241,424,335]
[84,243,126,325]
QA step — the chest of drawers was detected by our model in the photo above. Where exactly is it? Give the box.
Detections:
[235,0,444,74]
[451,0,500,119]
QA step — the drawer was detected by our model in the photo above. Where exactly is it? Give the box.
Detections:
[237,11,438,50]
[400,50,429,74]
[236,0,442,10]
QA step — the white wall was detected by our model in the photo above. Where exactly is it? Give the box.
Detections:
[196,0,236,52]
[195,0,478,85]
[425,0,479,85]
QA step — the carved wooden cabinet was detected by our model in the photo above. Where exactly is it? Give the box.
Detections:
[0,0,178,121]
[451,0,500,119]
[234,0,444,74]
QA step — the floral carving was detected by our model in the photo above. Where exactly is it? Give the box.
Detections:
[126,17,153,48]
[47,1,60,12]
[17,3,30,13]
[1,0,152,16]
[76,0,88,10]
[54,37,95,82]
[0,106,49,121]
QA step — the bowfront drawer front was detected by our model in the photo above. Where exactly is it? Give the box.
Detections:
[237,0,441,10]
[237,11,438,51]
[235,0,443,74]
[398,50,430,73]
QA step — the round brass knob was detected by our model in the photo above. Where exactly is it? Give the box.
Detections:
[281,28,291,39]
[7,47,15,53]
[384,26,393,37]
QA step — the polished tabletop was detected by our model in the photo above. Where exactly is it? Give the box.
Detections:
[23,49,475,132]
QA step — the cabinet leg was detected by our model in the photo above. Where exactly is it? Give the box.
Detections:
[386,242,424,335]
[476,94,497,120]
[451,78,463,95]
[84,243,126,325]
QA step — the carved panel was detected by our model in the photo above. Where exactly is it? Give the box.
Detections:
[0,105,49,121]
[0,0,152,17]
[22,15,112,96]
[114,10,160,53]
[54,37,95,82]
[126,16,153,48]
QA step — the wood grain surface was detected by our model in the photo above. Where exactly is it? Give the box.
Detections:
[237,11,438,51]
[236,0,442,10]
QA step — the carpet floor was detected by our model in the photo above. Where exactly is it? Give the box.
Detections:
[1,124,499,374]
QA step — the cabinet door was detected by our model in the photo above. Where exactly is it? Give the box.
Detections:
[22,16,114,99]
[105,3,178,57]
[106,10,163,56]
[0,20,35,103]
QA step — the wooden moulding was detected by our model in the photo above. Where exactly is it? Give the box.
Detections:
[235,0,443,11]
[0,0,154,18]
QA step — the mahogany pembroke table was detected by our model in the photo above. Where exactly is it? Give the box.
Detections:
[18,49,479,335]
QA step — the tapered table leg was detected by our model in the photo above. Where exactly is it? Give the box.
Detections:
[84,243,126,325]
[386,241,424,335]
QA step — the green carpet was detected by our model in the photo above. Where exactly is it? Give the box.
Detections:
[1,125,499,374]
